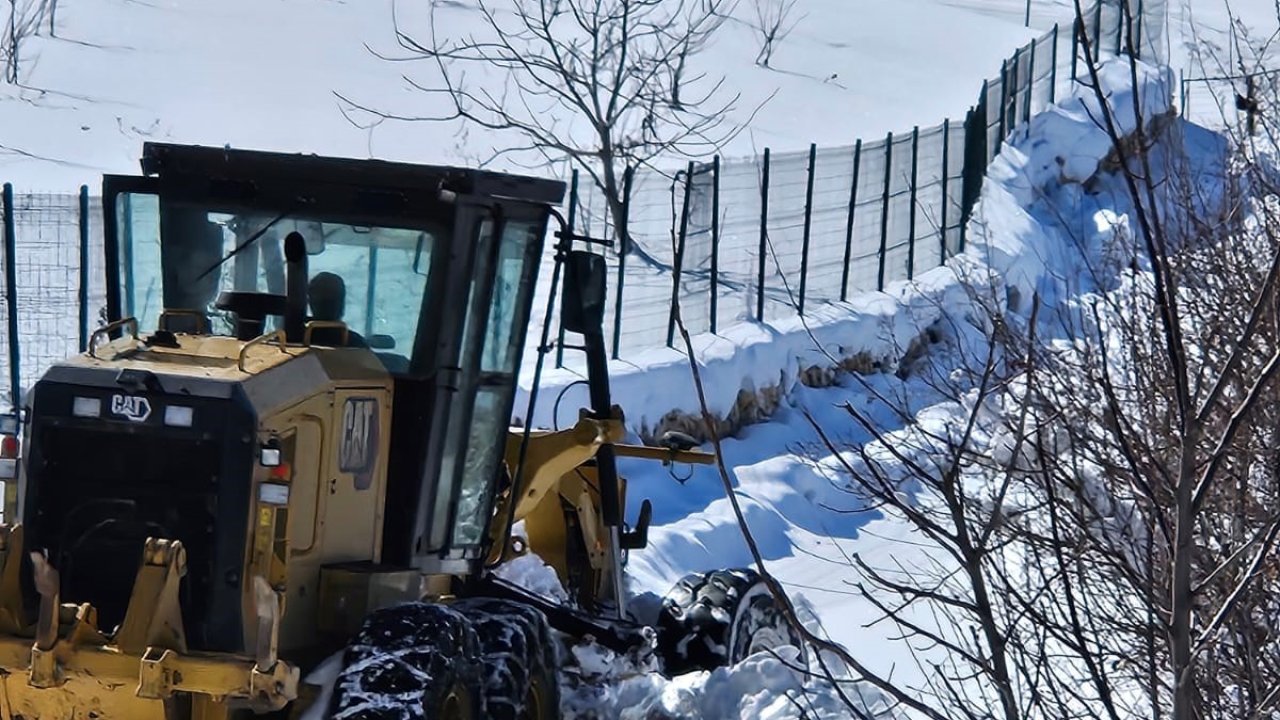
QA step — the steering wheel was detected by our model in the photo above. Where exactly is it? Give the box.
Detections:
[215,291,288,340]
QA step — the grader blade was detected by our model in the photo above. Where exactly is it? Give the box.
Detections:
[0,526,299,720]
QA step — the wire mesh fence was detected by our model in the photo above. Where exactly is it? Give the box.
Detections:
[547,15,1088,364]
[0,1,1169,407]
[0,185,103,411]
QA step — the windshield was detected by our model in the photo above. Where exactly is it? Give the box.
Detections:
[116,196,436,360]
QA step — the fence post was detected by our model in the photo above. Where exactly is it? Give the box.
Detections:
[798,143,817,315]
[364,245,380,339]
[1180,69,1188,116]
[940,119,951,262]
[612,168,631,360]
[877,133,893,292]
[1007,50,1020,134]
[841,139,862,302]
[976,80,991,165]
[906,128,920,279]
[1024,38,1036,124]
[757,148,771,322]
[2,184,18,412]
[667,162,694,348]
[556,169,579,368]
[997,59,1009,151]
[78,185,90,352]
[1050,23,1059,103]
[960,104,987,253]
[1071,16,1080,82]
[710,156,721,335]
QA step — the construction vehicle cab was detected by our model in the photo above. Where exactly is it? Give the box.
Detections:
[0,143,806,719]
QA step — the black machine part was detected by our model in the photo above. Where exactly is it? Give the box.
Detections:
[559,250,631,618]
[473,575,652,655]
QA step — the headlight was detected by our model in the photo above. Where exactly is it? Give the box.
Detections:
[164,405,194,427]
[72,397,101,418]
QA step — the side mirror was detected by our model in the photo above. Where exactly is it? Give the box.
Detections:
[561,250,607,335]
[368,334,396,350]
[413,233,430,276]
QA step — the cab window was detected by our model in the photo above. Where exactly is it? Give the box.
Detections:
[147,205,434,359]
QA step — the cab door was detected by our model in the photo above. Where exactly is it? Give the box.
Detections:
[323,387,393,562]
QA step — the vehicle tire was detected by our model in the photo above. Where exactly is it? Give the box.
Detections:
[328,602,483,720]
[453,597,561,720]
[655,568,807,677]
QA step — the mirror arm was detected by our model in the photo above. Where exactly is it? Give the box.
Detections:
[547,208,614,249]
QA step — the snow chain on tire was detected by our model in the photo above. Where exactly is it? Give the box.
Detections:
[656,567,808,677]
[328,602,484,720]
[453,597,562,720]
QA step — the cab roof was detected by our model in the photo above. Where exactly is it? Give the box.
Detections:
[140,142,567,207]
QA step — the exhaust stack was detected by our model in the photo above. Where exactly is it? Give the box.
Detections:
[284,232,308,343]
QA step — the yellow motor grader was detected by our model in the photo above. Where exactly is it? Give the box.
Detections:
[0,143,804,719]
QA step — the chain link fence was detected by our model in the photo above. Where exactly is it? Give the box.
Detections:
[1,1,1169,408]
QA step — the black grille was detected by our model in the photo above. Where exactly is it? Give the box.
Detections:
[30,424,221,643]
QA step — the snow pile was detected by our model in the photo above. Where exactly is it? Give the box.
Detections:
[558,589,878,719]
[562,648,846,720]
[517,271,967,433]
[971,58,1176,308]
[492,553,571,603]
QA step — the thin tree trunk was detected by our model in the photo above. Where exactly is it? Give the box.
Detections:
[601,160,628,255]
[1172,432,1200,720]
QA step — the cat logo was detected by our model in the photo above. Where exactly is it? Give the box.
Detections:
[339,397,379,490]
[110,394,151,423]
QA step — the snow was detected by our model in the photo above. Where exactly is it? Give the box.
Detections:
[0,0,1040,192]
[491,552,571,604]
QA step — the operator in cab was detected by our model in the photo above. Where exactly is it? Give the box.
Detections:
[307,271,367,348]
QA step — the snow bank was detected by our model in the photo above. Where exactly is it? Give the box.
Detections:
[973,58,1175,311]
[518,58,1175,439]
[517,266,968,435]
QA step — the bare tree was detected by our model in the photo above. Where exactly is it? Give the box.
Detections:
[3,0,57,84]
[776,6,1280,719]
[345,0,755,258]
[751,0,801,68]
